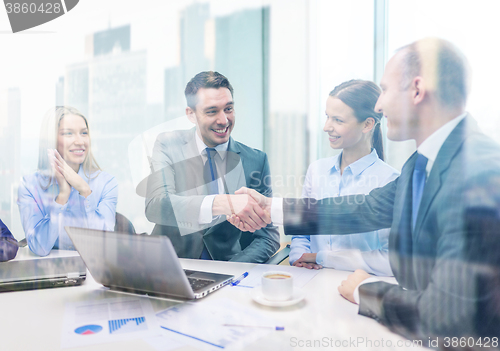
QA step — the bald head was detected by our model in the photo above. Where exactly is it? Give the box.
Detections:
[397,37,470,109]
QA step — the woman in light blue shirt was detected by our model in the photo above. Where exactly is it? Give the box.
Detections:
[18,106,118,256]
[289,80,399,276]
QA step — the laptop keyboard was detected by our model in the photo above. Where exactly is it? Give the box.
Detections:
[187,277,214,291]
[184,270,215,291]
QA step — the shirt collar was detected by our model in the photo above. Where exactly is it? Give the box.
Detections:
[194,130,229,161]
[417,112,467,163]
[332,153,342,173]
[331,149,379,176]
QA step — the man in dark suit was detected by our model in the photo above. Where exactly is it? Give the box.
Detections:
[145,71,279,263]
[231,38,500,339]
[0,219,18,261]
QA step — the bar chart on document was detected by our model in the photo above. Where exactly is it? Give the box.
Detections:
[109,317,147,334]
[61,298,161,348]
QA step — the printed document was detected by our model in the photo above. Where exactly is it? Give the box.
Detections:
[61,297,161,348]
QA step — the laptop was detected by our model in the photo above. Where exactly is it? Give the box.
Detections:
[0,246,86,292]
[65,226,234,299]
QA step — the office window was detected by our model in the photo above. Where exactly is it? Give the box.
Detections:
[0,0,269,235]
[4,0,495,241]
[266,0,374,204]
[385,0,500,168]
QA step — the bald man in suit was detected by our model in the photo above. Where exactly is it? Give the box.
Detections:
[231,38,500,340]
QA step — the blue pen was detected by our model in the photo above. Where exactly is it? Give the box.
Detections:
[231,272,249,286]
[223,324,284,331]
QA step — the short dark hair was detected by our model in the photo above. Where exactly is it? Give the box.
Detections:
[185,71,234,109]
[329,80,385,160]
[397,38,470,108]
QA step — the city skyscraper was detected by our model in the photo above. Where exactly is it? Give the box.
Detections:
[163,3,210,121]
[55,76,64,106]
[93,25,131,56]
[63,24,151,229]
[214,6,269,150]
[163,66,184,120]
[179,3,210,82]
[64,62,89,117]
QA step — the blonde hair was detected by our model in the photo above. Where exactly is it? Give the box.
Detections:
[37,106,101,189]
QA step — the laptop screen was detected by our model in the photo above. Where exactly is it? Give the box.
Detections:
[0,248,86,284]
[65,227,195,298]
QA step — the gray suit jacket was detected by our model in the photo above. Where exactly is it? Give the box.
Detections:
[283,116,500,339]
[145,128,280,263]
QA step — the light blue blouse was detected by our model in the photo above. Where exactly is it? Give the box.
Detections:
[289,149,399,276]
[17,166,118,256]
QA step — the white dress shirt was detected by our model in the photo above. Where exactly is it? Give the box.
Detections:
[271,113,468,303]
[289,149,399,276]
[352,113,467,303]
[195,132,230,224]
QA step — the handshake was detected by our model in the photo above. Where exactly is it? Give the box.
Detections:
[212,187,273,232]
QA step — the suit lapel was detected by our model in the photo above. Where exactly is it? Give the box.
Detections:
[390,152,417,288]
[413,117,471,238]
[181,128,200,160]
[391,152,417,238]
[181,129,206,196]
[223,138,245,194]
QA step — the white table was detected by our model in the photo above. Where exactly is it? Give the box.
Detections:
[0,258,427,351]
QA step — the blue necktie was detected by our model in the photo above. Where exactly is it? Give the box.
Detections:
[200,148,218,260]
[412,153,428,231]
[203,148,219,195]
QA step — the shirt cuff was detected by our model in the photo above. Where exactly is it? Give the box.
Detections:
[199,195,217,224]
[271,197,284,225]
[52,198,68,212]
[80,191,96,213]
[353,277,381,304]
[316,250,327,265]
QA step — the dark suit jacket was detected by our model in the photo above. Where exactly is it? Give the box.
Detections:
[145,128,280,263]
[283,116,500,339]
[0,219,18,261]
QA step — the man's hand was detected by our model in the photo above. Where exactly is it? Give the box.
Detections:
[226,187,272,232]
[235,187,272,212]
[338,269,371,304]
[213,194,271,232]
[293,253,323,270]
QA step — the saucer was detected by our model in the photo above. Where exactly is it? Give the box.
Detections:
[251,287,305,307]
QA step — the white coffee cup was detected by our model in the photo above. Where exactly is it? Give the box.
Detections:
[261,271,293,301]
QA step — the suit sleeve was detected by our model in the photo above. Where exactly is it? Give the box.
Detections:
[0,219,18,261]
[283,177,398,236]
[229,153,280,263]
[359,171,500,339]
[145,136,220,236]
